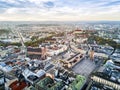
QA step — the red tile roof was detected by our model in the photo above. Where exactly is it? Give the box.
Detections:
[9,80,27,90]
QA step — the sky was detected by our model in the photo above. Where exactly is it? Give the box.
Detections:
[0,0,120,21]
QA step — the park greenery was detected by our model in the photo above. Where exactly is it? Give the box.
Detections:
[88,35,120,55]
[0,29,10,35]
[25,35,53,47]
[0,32,64,47]
[26,32,64,47]
[0,35,53,47]
[0,42,22,47]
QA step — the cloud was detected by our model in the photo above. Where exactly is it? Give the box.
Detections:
[0,0,120,21]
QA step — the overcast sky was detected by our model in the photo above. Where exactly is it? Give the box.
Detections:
[0,0,120,21]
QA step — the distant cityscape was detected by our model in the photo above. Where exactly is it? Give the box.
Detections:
[0,21,120,90]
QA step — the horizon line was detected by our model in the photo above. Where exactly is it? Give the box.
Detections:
[0,20,120,22]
